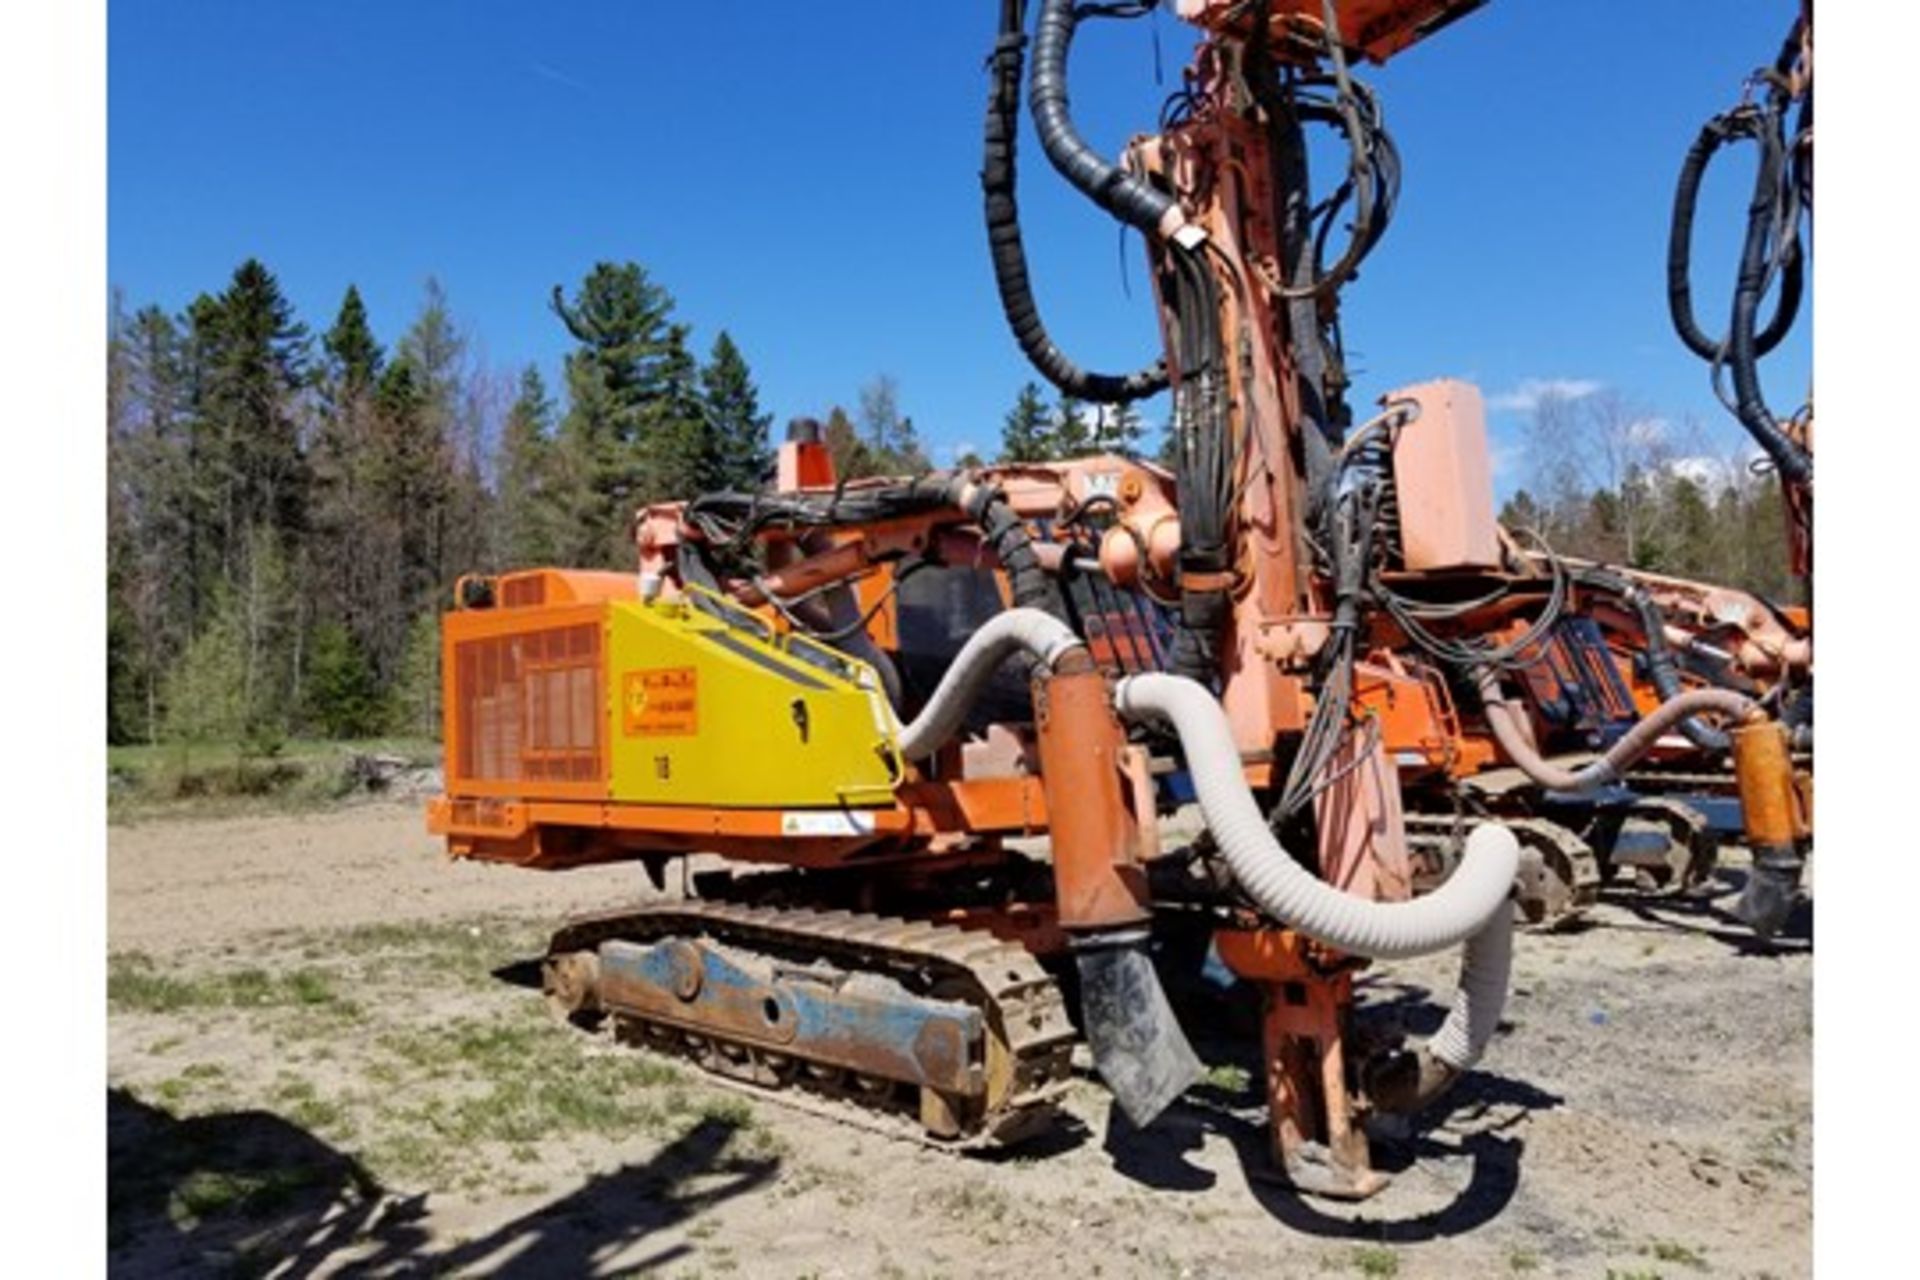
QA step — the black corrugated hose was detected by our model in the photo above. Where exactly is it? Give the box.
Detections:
[1027,0,1179,236]
[1665,27,1811,487]
[982,0,1166,404]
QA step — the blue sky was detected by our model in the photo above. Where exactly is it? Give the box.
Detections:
[109,1,1809,491]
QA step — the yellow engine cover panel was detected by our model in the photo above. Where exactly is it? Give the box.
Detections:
[606,592,902,809]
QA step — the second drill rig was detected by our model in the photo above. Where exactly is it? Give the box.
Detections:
[427,0,1812,1196]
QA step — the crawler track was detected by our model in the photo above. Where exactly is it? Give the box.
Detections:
[1405,812,1601,927]
[544,898,1078,1147]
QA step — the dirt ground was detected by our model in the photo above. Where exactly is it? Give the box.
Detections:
[107,802,1811,1279]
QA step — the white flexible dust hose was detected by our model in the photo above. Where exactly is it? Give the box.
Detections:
[898,608,1086,761]
[1113,671,1518,1075]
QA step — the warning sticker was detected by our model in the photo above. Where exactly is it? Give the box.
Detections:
[780,811,877,837]
[623,667,698,736]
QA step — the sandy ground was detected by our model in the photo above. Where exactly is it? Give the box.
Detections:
[107,802,1811,1278]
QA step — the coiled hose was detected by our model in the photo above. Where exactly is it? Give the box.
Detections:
[1666,88,1811,486]
[982,0,1165,403]
[1113,672,1518,1077]
[1475,667,1757,792]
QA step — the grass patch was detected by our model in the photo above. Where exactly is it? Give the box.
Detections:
[108,736,438,822]
[1350,1245,1400,1277]
[352,1011,690,1187]
[1508,1248,1541,1272]
[108,952,350,1015]
[1643,1239,1709,1271]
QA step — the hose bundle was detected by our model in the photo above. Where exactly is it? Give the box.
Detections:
[1666,16,1812,487]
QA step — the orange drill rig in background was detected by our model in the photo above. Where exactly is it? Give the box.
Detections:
[427,0,1810,1197]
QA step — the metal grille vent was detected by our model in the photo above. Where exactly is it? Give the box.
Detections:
[453,623,603,787]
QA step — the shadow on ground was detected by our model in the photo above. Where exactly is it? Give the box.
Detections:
[1089,968,1563,1243]
[1604,864,1813,955]
[108,1089,778,1278]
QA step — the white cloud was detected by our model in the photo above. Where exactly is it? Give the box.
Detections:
[944,440,981,465]
[1625,416,1669,448]
[1487,377,1604,414]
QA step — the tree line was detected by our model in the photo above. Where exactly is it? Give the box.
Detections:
[108,259,816,748]
[1497,387,1802,604]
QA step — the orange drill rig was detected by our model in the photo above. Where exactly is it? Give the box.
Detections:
[427,0,1811,1196]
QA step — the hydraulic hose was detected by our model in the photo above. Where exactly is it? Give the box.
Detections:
[1029,0,1183,239]
[983,0,1166,403]
[897,607,1085,761]
[1724,107,1812,487]
[959,479,1069,620]
[1666,93,1811,487]
[1667,116,1802,363]
[1574,569,1731,753]
[1474,668,1757,793]
[1112,672,1516,1082]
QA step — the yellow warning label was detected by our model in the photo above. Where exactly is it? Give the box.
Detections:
[623,667,698,736]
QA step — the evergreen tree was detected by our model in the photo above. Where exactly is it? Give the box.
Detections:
[322,284,383,401]
[310,286,387,665]
[397,279,490,587]
[822,405,882,479]
[1498,489,1546,533]
[550,262,702,563]
[699,331,773,491]
[1094,401,1144,455]
[998,382,1052,463]
[1052,393,1092,457]
[497,365,560,566]
[302,621,382,738]
[200,260,312,570]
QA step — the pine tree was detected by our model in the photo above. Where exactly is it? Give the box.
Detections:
[1094,401,1144,455]
[822,405,882,479]
[1052,393,1091,457]
[302,621,382,738]
[1498,489,1546,533]
[550,262,702,563]
[322,284,383,402]
[200,260,311,572]
[310,286,388,667]
[497,365,560,566]
[698,331,773,491]
[998,382,1052,463]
